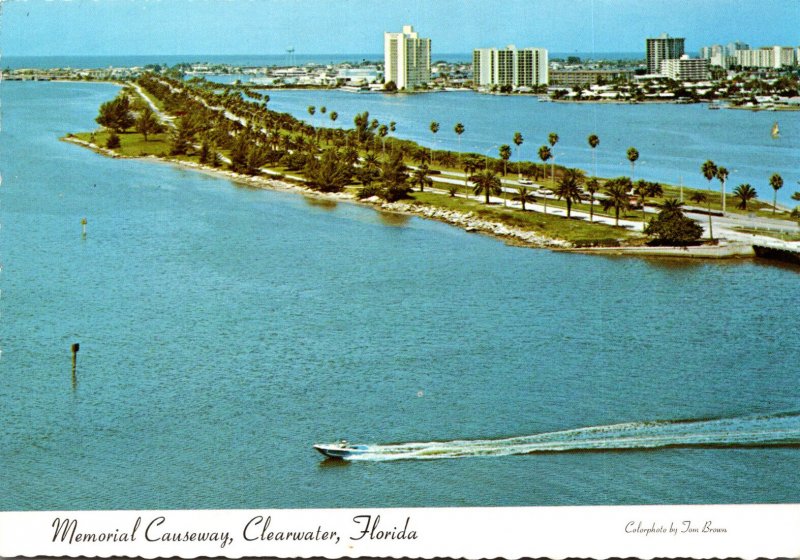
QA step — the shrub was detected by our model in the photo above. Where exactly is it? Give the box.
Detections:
[357,184,382,199]
[106,132,121,149]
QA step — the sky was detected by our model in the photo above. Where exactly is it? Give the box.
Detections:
[1,0,798,57]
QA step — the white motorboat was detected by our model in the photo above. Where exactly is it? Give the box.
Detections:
[313,440,369,459]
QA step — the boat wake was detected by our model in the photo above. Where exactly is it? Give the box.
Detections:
[348,412,800,461]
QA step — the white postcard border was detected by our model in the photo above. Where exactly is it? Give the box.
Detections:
[1,504,799,559]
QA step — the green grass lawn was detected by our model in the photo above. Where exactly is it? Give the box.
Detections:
[74,131,171,157]
[410,191,644,246]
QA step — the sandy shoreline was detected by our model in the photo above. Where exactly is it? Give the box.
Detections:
[62,135,772,259]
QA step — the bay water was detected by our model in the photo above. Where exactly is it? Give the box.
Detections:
[263,89,800,207]
[1,81,798,511]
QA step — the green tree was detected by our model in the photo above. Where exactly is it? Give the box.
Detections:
[329,111,338,123]
[602,177,632,226]
[105,131,121,149]
[498,144,512,176]
[462,155,481,199]
[513,132,524,177]
[644,199,703,246]
[135,106,161,141]
[512,186,537,210]
[733,183,758,210]
[627,147,639,182]
[378,124,389,154]
[379,151,411,202]
[587,133,599,177]
[470,169,502,204]
[429,121,440,164]
[548,132,559,185]
[454,122,465,156]
[304,149,352,192]
[769,173,784,214]
[716,166,729,213]
[554,168,585,218]
[633,180,663,222]
[411,164,433,193]
[96,96,134,133]
[585,178,600,222]
[538,145,553,213]
[690,191,714,240]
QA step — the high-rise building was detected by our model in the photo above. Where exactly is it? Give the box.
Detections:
[646,33,685,74]
[472,45,548,88]
[384,25,431,90]
[735,46,797,69]
[660,55,710,81]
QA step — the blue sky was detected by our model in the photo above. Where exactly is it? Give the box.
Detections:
[2,0,798,56]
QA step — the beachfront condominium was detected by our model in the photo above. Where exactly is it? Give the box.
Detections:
[473,45,548,89]
[384,25,431,90]
[646,33,685,74]
[660,55,710,81]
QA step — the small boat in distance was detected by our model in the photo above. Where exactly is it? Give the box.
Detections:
[313,440,370,459]
[772,122,780,138]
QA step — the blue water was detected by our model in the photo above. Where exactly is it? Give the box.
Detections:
[263,89,800,206]
[1,81,799,511]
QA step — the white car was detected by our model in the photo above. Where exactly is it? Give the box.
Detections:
[518,178,533,185]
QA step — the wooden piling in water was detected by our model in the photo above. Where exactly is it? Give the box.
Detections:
[71,343,80,388]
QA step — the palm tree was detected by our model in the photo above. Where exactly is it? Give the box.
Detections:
[538,145,553,213]
[585,178,600,222]
[412,164,433,193]
[378,124,389,155]
[602,178,632,226]
[470,169,502,204]
[513,131,524,177]
[513,186,537,211]
[555,168,585,218]
[587,133,599,177]
[701,159,718,184]
[690,191,714,240]
[429,121,440,164]
[661,198,685,213]
[716,166,729,213]
[633,180,663,222]
[462,156,481,199]
[329,111,338,123]
[734,183,758,210]
[792,191,800,202]
[498,144,512,176]
[627,147,639,182]
[769,172,783,214]
[454,122,465,155]
[548,132,559,185]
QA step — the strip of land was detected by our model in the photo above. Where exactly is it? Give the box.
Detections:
[62,74,800,262]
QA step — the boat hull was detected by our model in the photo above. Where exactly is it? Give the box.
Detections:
[313,444,369,459]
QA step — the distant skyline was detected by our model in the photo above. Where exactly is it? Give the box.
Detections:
[2,0,798,57]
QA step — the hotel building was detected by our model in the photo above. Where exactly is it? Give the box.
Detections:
[472,45,548,88]
[646,33,685,74]
[660,55,710,81]
[384,25,431,90]
[735,46,797,69]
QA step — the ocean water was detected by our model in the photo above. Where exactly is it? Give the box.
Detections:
[262,89,800,207]
[1,81,799,511]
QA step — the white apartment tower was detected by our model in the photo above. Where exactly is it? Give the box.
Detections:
[646,33,685,74]
[473,45,548,88]
[384,25,431,90]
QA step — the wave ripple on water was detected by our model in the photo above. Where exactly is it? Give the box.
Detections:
[346,413,800,461]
